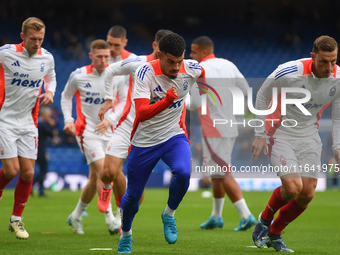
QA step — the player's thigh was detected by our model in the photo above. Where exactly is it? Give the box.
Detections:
[297,136,322,179]
[106,129,130,159]
[103,154,124,175]
[125,145,161,196]
[17,128,39,160]
[76,136,107,165]
[270,138,300,177]
[202,137,235,177]
[162,135,191,174]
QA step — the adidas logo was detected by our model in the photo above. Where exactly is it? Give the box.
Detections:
[153,85,162,92]
[84,82,92,88]
[11,60,20,67]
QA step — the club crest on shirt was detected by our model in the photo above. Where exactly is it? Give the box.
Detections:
[40,62,45,72]
[329,85,336,96]
[280,155,287,166]
[183,79,188,90]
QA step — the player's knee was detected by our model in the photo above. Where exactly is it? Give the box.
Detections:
[19,170,34,181]
[174,166,191,183]
[125,191,142,204]
[3,166,19,179]
[282,181,303,200]
[101,167,114,181]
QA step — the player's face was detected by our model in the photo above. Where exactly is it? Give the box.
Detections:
[107,36,127,58]
[159,52,185,79]
[89,48,110,73]
[311,49,338,78]
[190,44,205,63]
[21,28,45,56]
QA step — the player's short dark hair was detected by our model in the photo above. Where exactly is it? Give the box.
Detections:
[159,33,186,57]
[107,25,127,39]
[192,36,214,51]
[313,35,338,54]
[154,29,173,43]
[91,39,110,52]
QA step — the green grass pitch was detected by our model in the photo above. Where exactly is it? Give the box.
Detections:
[0,188,339,254]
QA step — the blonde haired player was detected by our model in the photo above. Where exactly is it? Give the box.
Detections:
[0,17,56,239]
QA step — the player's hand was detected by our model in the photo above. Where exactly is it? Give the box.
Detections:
[63,122,75,135]
[334,149,340,165]
[95,118,110,135]
[165,87,178,102]
[38,91,54,105]
[0,61,2,68]
[98,100,113,121]
[172,87,178,97]
[251,137,267,161]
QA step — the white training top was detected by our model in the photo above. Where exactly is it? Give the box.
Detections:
[61,64,125,140]
[254,58,340,151]
[131,59,204,147]
[0,42,57,129]
[191,54,249,138]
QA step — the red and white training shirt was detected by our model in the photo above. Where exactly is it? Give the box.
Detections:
[131,59,204,147]
[254,58,340,150]
[0,42,57,128]
[61,64,124,140]
[196,54,249,138]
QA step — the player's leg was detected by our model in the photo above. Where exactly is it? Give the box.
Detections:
[253,138,300,248]
[8,128,37,240]
[199,137,224,229]
[68,159,104,234]
[161,134,191,244]
[98,154,124,212]
[200,178,224,229]
[0,158,20,199]
[220,176,256,231]
[267,138,321,252]
[0,129,22,199]
[8,156,35,240]
[99,131,128,213]
[268,177,315,247]
[118,145,160,253]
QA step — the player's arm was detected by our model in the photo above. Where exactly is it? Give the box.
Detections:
[39,55,57,105]
[135,87,178,122]
[134,63,178,122]
[98,58,144,120]
[60,71,78,134]
[251,68,283,161]
[332,97,340,164]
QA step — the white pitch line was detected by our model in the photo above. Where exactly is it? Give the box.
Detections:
[246,245,268,248]
[89,248,113,251]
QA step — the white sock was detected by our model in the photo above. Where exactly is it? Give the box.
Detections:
[121,229,132,237]
[10,215,21,222]
[104,183,112,190]
[104,203,115,225]
[72,199,89,219]
[211,197,225,218]
[233,198,251,219]
[164,205,175,217]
